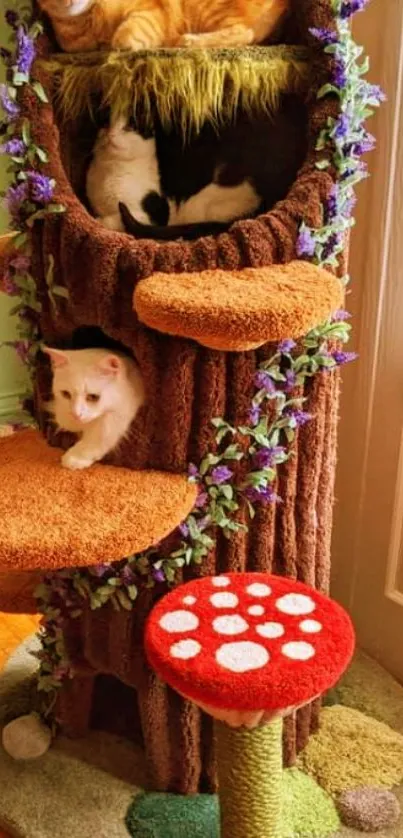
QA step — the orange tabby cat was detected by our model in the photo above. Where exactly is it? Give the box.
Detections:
[38,0,289,53]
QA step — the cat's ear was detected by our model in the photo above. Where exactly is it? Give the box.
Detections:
[97,354,121,376]
[43,347,69,368]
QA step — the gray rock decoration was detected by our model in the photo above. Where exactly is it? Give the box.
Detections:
[338,787,401,832]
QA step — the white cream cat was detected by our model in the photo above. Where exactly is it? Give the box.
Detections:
[44,346,144,469]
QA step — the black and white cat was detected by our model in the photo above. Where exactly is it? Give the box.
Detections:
[86,98,306,241]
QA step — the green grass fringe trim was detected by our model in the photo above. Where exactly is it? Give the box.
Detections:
[40,44,312,134]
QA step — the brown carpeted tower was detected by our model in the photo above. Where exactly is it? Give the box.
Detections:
[0,0,378,795]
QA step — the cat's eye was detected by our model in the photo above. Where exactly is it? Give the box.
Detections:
[86,393,100,403]
[60,390,71,399]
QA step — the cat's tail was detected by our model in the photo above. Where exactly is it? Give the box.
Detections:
[118,202,229,241]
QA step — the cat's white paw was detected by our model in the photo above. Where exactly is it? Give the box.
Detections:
[62,449,95,470]
[179,33,201,47]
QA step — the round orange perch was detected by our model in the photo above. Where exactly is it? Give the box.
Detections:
[134,261,343,351]
[0,430,197,572]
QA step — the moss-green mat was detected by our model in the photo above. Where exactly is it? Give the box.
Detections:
[0,644,402,838]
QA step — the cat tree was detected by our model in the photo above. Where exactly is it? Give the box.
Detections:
[0,0,379,797]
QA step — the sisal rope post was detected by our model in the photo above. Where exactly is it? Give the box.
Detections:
[215,717,283,838]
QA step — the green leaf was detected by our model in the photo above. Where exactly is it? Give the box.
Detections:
[22,119,31,145]
[315,159,330,170]
[53,285,69,299]
[317,83,341,100]
[13,71,29,86]
[115,589,133,611]
[127,585,138,601]
[35,146,49,163]
[220,484,233,501]
[31,81,48,103]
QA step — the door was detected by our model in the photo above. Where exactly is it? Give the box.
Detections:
[331,0,403,682]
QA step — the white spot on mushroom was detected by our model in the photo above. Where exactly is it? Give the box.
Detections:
[246,583,272,598]
[248,605,265,617]
[159,610,199,633]
[256,622,285,639]
[282,641,315,661]
[183,595,197,606]
[216,641,269,673]
[276,593,315,616]
[170,639,201,660]
[210,592,239,609]
[212,576,231,587]
[213,615,249,636]
[300,619,322,634]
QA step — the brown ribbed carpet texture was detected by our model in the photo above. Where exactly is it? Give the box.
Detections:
[134,263,343,350]
[12,0,345,794]
[0,430,197,571]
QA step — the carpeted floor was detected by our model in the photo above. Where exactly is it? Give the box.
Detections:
[0,640,402,838]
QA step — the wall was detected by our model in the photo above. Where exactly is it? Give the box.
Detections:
[0,11,29,420]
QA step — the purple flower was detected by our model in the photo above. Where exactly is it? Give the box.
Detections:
[253,446,284,469]
[332,350,358,365]
[343,191,357,216]
[254,370,276,393]
[360,82,386,104]
[195,490,208,509]
[91,563,112,578]
[352,132,376,156]
[53,664,70,681]
[211,465,233,485]
[309,27,338,45]
[285,409,312,427]
[16,26,35,75]
[152,567,165,584]
[188,463,199,479]
[278,339,296,354]
[248,404,262,426]
[0,137,25,156]
[1,271,18,295]
[334,113,350,139]
[14,340,31,363]
[296,227,316,257]
[9,253,30,273]
[0,84,20,121]
[120,565,137,585]
[4,181,28,218]
[325,184,339,222]
[332,309,351,322]
[332,58,347,88]
[340,0,369,19]
[27,171,54,203]
[5,10,19,29]
[179,522,190,538]
[284,369,297,392]
[322,233,341,261]
[198,515,211,531]
[245,485,281,504]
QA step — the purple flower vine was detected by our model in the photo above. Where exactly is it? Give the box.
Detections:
[0,3,66,407]
[301,0,385,273]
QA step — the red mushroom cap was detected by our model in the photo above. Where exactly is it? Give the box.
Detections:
[145,573,355,713]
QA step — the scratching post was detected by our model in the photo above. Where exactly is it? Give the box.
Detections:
[144,573,355,837]
[0,0,381,796]
[215,720,283,838]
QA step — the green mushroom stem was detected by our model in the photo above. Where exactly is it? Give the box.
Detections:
[215,716,283,838]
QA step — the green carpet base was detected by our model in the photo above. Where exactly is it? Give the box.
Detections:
[0,645,402,838]
[125,770,339,838]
